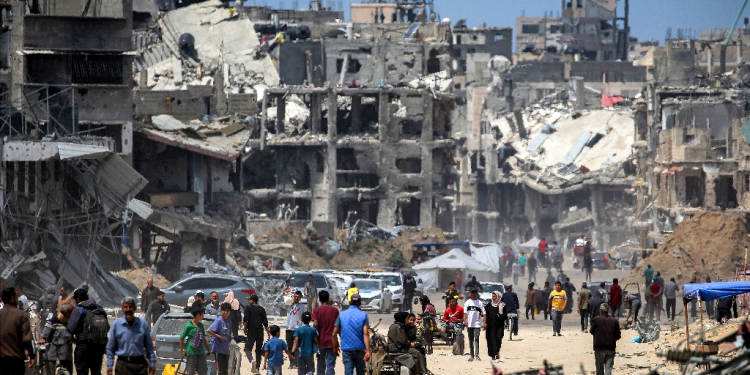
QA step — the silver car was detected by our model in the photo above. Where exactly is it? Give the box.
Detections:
[353,279,393,313]
[161,274,257,309]
[152,313,216,375]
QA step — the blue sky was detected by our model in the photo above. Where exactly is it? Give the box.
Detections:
[255,0,750,46]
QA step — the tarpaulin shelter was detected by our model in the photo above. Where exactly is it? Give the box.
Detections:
[516,237,540,250]
[683,282,750,302]
[412,248,497,290]
[470,243,503,270]
[680,281,750,349]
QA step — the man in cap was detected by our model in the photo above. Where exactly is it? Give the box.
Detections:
[333,294,371,375]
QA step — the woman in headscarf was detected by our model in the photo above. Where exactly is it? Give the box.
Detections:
[406,313,432,375]
[224,291,242,338]
[387,312,425,375]
[484,291,505,362]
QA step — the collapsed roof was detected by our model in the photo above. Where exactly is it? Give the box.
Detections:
[493,105,637,192]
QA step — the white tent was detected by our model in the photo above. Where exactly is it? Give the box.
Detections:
[413,248,498,290]
[517,237,540,250]
[471,243,503,270]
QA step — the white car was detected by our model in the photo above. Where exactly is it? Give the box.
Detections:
[369,272,404,306]
[327,274,354,304]
[478,282,505,305]
[353,279,393,313]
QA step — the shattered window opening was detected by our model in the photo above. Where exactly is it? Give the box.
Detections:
[336,58,362,74]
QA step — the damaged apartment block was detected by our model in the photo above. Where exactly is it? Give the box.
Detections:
[0,0,146,302]
[243,85,456,233]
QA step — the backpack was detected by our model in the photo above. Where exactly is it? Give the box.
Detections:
[82,308,110,345]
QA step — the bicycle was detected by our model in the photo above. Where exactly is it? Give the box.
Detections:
[506,311,518,341]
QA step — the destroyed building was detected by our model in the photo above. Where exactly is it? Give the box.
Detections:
[516,0,630,60]
[0,0,145,302]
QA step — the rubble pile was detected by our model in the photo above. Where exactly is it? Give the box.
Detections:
[227,226,333,274]
[627,212,749,284]
[114,269,171,290]
[331,226,457,270]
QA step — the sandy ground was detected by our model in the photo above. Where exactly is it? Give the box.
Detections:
[232,262,689,375]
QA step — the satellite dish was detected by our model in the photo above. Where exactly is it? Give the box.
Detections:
[429,11,437,22]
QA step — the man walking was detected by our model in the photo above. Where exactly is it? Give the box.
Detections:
[333,294,371,375]
[305,275,318,312]
[464,289,485,361]
[563,278,576,314]
[524,283,536,320]
[287,291,307,369]
[68,289,109,375]
[106,297,156,375]
[145,291,170,327]
[547,281,566,337]
[590,303,621,375]
[643,265,654,287]
[501,286,519,337]
[588,289,604,327]
[608,279,623,318]
[527,254,538,284]
[403,274,416,312]
[312,291,339,375]
[689,276,698,320]
[544,271,556,290]
[518,252,527,277]
[0,287,35,375]
[654,272,665,319]
[537,283,550,320]
[578,282,592,332]
[664,278,678,322]
[140,277,160,315]
[244,294,270,373]
[648,277,661,321]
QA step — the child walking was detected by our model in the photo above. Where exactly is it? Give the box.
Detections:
[291,312,319,375]
[263,325,294,375]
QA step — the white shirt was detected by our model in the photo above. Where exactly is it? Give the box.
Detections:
[18,295,29,311]
[285,303,307,329]
[464,298,485,328]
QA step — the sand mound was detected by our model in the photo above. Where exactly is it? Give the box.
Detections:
[114,268,170,290]
[627,212,749,284]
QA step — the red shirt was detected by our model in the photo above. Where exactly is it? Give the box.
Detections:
[649,282,661,300]
[609,284,622,306]
[311,305,339,348]
[538,240,547,253]
[443,305,465,323]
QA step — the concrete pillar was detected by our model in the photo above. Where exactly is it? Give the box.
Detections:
[260,92,268,150]
[130,221,141,260]
[420,146,434,227]
[378,92,389,142]
[421,94,433,141]
[470,211,479,242]
[377,197,397,227]
[351,95,362,133]
[311,93,322,134]
[276,95,286,134]
[326,88,338,225]
[191,153,204,214]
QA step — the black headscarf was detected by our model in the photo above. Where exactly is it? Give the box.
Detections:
[394,311,409,325]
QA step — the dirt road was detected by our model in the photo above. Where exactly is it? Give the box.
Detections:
[242,264,675,375]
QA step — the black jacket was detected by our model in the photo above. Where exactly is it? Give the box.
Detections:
[501,292,519,313]
[243,304,269,333]
[590,314,621,351]
[717,296,738,317]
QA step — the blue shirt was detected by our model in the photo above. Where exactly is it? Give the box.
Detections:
[106,317,156,369]
[209,317,232,355]
[293,325,318,356]
[334,306,369,351]
[263,337,288,367]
